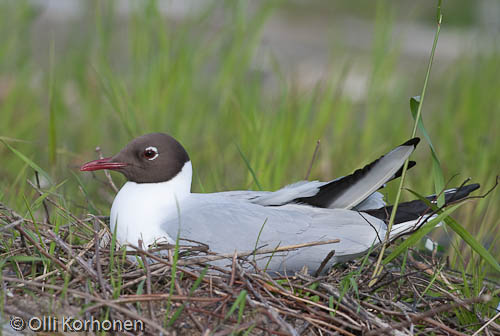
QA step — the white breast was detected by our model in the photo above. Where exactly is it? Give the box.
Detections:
[109,161,192,248]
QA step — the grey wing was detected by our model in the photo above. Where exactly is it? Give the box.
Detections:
[163,195,388,273]
[164,194,312,254]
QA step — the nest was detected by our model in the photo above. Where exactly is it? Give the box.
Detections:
[1,189,499,336]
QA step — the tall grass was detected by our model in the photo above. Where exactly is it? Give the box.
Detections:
[0,0,498,278]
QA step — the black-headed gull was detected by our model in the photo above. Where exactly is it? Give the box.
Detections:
[80,133,479,273]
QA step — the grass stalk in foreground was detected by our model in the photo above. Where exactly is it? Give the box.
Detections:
[370,0,443,286]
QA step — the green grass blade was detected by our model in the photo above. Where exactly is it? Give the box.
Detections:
[444,214,500,273]
[135,279,145,311]
[226,290,247,319]
[237,290,247,324]
[370,0,443,285]
[165,218,181,326]
[236,144,262,190]
[32,179,66,210]
[417,263,444,306]
[242,325,256,336]
[189,267,208,295]
[22,195,45,249]
[48,37,57,166]
[168,267,208,327]
[70,170,99,214]
[410,96,445,206]
[6,255,45,263]
[264,242,280,272]
[109,220,119,294]
[383,202,464,265]
[253,218,268,262]
[1,140,52,185]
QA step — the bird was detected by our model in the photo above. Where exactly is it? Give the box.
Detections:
[80,133,479,273]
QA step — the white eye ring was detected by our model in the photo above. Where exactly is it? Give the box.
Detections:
[144,146,159,160]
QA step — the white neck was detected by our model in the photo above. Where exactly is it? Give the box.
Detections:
[110,161,192,247]
[156,160,193,195]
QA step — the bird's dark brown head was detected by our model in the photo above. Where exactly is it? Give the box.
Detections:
[80,133,190,183]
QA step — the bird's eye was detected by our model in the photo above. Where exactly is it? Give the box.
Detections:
[143,146,159,160]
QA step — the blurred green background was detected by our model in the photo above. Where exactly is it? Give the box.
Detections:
[0,0,499,269]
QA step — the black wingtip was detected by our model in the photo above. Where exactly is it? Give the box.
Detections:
[401,137,421,148]
[366,182,481,224]
[391,161,417,181]
[466,183,480,192]
[387,161,417,182]
[452,183,480,198]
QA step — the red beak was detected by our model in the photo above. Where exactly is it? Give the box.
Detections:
[80,157,128,171]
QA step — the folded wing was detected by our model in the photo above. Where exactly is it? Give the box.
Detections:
[291,138,420,209]
[219,138,419,210]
